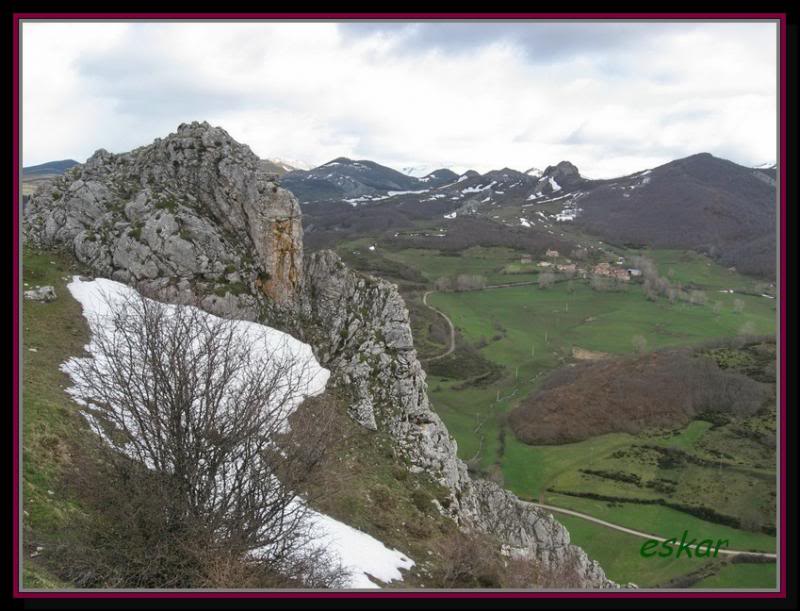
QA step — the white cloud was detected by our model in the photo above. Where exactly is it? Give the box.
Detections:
[21,20,778,177]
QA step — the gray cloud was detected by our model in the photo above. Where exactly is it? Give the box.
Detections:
[22,21,778,177]
[339,21,695,65]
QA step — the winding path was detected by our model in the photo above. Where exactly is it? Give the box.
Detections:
[419,283,776,560]
[420,281,537,362]
[526,501,777,559]
[421,290,456,361]
[420,281,776,560]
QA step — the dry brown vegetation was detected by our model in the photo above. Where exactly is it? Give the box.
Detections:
[37,291,347,588]
[509,347,770,445]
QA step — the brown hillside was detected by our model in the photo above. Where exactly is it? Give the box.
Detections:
[508,348,769,445]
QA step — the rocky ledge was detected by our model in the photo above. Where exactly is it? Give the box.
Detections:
[23,121,303,316]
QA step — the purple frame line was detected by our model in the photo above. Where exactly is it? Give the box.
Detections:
[11,11,788,600]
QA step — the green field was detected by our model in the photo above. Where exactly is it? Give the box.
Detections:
[24,234,777,588]
[547,494,775,553]
[382,245,541,285]
[555,514,715,588]
[556,514,776,589]
[692,561,777,589]
[383,241,778,588]
[426,279,774,475]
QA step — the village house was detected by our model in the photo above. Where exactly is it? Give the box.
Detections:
[556,263,577,274]
[627,268,643,277]
[538,261,553,268]
[592,262,630,281]
[520,254,533,264]
[546,249,560,258]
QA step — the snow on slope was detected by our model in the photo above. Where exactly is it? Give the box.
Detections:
[304,513,414,588]
[61,277,414,589]
[269,157,311,171]
[401,165,438,177]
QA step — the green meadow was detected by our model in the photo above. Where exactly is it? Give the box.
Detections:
[388,242,777,588]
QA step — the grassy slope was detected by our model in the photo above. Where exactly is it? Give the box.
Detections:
[382,246,540,285]
[556,514,776,589]
[692,562,777,589]
[20,247,461,589]
[21,248,94,588]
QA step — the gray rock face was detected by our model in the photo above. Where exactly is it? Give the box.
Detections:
[22,122,615,588]
[300,250,616,588]
[301,250,465,490]
[23,121,303,313]
[24,285,57,302]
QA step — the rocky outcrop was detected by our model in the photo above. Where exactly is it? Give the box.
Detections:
[22,121,615,588]
[300,250,615,588]
[23,121,303,314]
[301,250,466,490]
[542,160,582,185]
[24,285,57,302]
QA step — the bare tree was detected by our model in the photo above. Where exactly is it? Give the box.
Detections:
[538,272,556,289]
[570,247,588,261]
[60,290,344,587]
[455,274,487,292]
[689,290,708,306]
[434,276,453,292]
[632,334,648,354]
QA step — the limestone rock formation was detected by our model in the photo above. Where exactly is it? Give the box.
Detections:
[23,121,303,315]
[300,250,614,588]
[23,285,57,302]
[22,122,615,588]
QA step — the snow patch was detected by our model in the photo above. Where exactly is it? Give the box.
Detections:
[461,181,496,194]
[61,277,413,589]
[386,189,429,197]
[302,512,414,588]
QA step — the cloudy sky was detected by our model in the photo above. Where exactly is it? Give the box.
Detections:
[22,20,778,177]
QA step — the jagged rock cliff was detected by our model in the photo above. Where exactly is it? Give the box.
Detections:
[22,122,615,588]
[23,121,303,314]
[300,250,613,588]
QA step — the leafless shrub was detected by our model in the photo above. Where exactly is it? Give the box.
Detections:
[455,274,487,291]
[434,276,453,291]
[689,290,708,305]
[431,530,502,588]
[538,272,556,289]
[52,290,343,588]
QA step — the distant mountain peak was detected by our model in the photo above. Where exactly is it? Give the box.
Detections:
[542,160,580,178]
[23,159,81,177]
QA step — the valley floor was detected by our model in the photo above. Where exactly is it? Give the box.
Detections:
[334,232,778,589]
